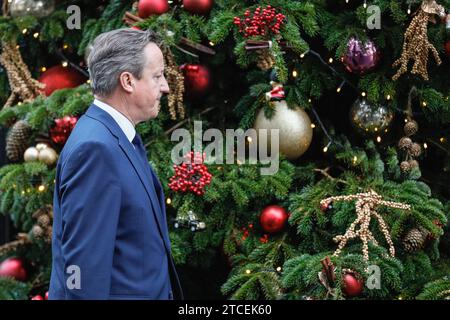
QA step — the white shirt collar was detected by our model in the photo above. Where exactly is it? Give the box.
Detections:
[93,99,136,143]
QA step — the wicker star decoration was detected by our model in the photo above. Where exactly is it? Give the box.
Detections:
[320,190,411,261]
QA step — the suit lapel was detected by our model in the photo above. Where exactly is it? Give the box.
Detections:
[85,104,170,248]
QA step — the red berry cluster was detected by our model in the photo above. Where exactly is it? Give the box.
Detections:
[233,5,286,38]
[168,151,212,196]
[241,223,254,241]
[259,234,269,244]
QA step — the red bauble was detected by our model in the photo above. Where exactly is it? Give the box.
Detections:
[183,0,214,15]
[38,66,86,96]
[445,41,450,58]
[49,116,78,145]
[342,272,364,297]
[0,258,27,281]
[31,295,44,300]
[45,291,49,300]
[180,64,211,97]
[138,0,169,18]
[259,205,289,234]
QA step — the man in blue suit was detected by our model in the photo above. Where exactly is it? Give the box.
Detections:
[49,28,183,300]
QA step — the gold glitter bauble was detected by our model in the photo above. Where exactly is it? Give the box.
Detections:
[254,100,313,160]
[38,147,58,165]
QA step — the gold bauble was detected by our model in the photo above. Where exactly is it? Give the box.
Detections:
[38,147,58,165]
[24,147,39,162]
[35,143,49,151]
[254,100,313,160]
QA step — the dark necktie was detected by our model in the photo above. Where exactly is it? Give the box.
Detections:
[132,133,163,196]
[132,133,148,166]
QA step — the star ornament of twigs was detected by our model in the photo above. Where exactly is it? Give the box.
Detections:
[320,190,411,261]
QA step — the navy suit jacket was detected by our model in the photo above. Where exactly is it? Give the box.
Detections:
[49,104,182,300]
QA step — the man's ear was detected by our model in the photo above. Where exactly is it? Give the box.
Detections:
[119,72,134,93]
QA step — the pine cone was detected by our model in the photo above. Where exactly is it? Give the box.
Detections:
[37,214,50,227]
[402,227,428,252]
[409,143,422,157]
[404,120,418,136]
[398,137,413,150]
[408,159,419,169]
[400,161,411,172]
[6,120,32,162]
[45,226,53,242]
[256,49,275,71]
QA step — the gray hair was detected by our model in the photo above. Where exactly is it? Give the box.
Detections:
[87,28,162,97]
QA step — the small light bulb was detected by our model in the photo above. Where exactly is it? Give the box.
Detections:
[86,79,91,84]
[336,87,341,93]
[18,102,22,105]
[292,70,298,77]
[209,41,214,46]
[404,118,408,123]
[63,44,69,49]
[386,94,391,100]
[328,57,333,63]
[310,123,316,129]
[22,28,27,34]
[300,53,305,58]
[353,156,358,163]
[247,136,253,143]
[323,146,328,153]
[308,98,312,103]
[422,101,427,107]
[276,267,282,272]
[166,198,172,205]
[62,61,68,67]
[440,137,445,143]
[363,2,367,9]
[33,32,39,38]
[41,67,46,72]
[245,269,251,274]
[376,136,381,143]
[38,185,45,192]
[361,92,366,97]
[423,143,428,149]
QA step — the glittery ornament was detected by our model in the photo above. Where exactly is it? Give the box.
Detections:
[254,100,313,160]
[350,99,394,135]
[49,116,78,145]
[342,37,380,74]
[10,0,55,18]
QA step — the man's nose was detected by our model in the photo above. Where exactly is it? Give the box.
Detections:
[161,76,170,94]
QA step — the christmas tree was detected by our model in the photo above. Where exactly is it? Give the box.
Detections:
[0,0,449,300]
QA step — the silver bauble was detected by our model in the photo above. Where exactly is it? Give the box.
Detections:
[10,0,55,18]
[24,147,39,162]
[254,100,313,160]
[350,99,394,135]
[35,143,49,151]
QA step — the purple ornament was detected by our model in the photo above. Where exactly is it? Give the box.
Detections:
[342,37,380,74]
